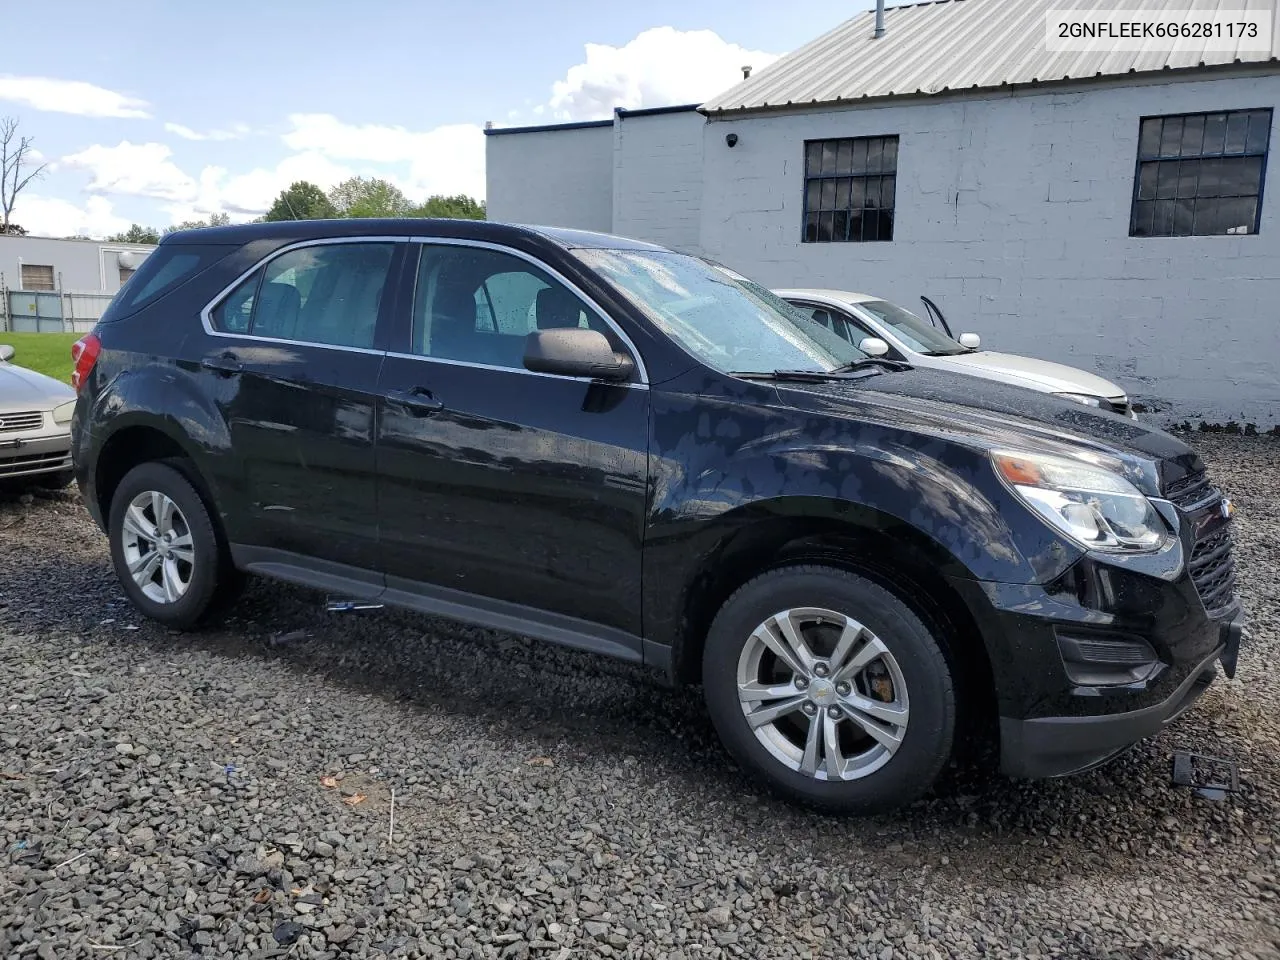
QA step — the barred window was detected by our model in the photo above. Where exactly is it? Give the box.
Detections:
[803,136,898,243]
[1131,109,1271,238]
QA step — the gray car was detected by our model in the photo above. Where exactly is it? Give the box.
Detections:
[0,343,75,487]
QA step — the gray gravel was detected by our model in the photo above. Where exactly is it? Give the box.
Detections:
[1,433,1277,960]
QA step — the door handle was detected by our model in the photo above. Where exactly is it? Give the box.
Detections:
[201,353,243,376]
[386,387,444,415]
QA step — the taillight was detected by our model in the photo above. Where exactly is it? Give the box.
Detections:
[71,333,101,394]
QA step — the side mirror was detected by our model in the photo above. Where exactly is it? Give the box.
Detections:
[958,332,981,349]
[0,344,13,362]
[524,328,635,381]
[858,336,890,357]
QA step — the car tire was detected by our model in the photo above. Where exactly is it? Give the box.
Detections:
[702,564,956,814]
[107,461,230,629]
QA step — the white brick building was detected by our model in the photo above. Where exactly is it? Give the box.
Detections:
[486,0,1280,428]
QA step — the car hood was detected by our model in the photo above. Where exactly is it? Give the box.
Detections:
[934,351,1125,399]
[0,362,75,410]
[771,367,1198,494]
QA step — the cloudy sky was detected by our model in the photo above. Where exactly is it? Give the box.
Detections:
[2,0,873,238]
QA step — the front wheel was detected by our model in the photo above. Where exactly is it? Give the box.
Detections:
[702,565,956,814]
[107,461,230,629]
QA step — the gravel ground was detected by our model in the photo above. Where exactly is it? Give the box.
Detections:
[1,434,1277,960]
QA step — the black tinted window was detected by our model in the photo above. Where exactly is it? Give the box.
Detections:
[113,244,235,314]
[210,243,394,349]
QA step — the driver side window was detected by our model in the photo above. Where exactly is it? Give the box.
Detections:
[806,306,857,345]
[411,244,612,370]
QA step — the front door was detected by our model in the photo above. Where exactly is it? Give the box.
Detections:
[200,239,402,571]
[375,241,649,641]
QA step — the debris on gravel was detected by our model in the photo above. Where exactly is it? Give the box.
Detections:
[1,435,1278,959]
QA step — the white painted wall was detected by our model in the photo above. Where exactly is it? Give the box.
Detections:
[612,111,704,252]
[0,235,155,293]
[485,124,614,232]
[698,73,1280,427]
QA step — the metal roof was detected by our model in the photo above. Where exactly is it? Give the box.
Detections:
[702,0,1278,114]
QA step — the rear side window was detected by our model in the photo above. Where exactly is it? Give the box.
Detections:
[112,244,235,314]
[210,242,394,349]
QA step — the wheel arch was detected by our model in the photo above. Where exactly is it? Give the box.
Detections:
[667,504,997,733]
[93,416,219,530]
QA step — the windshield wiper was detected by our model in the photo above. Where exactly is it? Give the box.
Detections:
[732,364,900,382]
[830,357,913,373]
[733,369,861,382]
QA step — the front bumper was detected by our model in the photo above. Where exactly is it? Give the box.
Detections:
[1000,610,1243,778]
[0,432,72,480]
[949,501,1243,780]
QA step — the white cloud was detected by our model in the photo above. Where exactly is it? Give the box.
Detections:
[45,114,486,229]
[0,75,149,118]
[11,194,131,239]
[215,151,354,215]
[283,114,485,199]
[547,27,779,121]
[164,121,251,142]
[60,141,195,202]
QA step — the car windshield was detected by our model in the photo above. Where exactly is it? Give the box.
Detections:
[854,299,970,356]
[573,249,868,374]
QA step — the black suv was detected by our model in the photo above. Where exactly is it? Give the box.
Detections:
[71,219,1244,812]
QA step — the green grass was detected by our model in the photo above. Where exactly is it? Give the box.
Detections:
[0,332,80,384]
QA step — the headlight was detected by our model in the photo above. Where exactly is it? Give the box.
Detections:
[992,449,1167,552]
[1056,392,1105,408]
[52,400,76,424]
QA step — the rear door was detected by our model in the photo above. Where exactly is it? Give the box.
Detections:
[374,240,650,642]
[200,239,404,573]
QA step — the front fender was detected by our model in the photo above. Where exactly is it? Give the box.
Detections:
[641,378,1083,653]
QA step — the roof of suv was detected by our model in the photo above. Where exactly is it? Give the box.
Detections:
[165,218,671,252]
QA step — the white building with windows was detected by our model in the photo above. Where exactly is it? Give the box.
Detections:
[0,234,156,332]
[486,0,1280,428]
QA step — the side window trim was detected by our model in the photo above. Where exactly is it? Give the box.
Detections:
[400,236,649,385]
[200,236,412,356]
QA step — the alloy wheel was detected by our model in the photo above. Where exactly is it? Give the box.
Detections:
[736,607,910,781]
[120,490,195,605]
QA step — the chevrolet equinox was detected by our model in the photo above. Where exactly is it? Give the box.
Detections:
[71,220,1244,813]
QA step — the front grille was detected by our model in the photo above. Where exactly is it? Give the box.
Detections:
[1189,527,1236,616]
[0,450,70,477]
[0,410,44,433]
[1165,469,1219,510]
[1164,468,1237,616]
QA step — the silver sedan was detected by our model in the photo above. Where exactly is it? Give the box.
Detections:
[0,343,75,487]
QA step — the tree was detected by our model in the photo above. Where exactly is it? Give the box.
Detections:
[1,116,48,235]
[164,212,231,235]
[108,224,162,244]
[409,194,486,220]
[0,222,26,236]
[328,177,411,218]
[264,181,338,222]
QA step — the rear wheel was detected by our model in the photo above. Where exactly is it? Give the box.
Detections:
[108,462,230,629]
[702,565,956,814]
